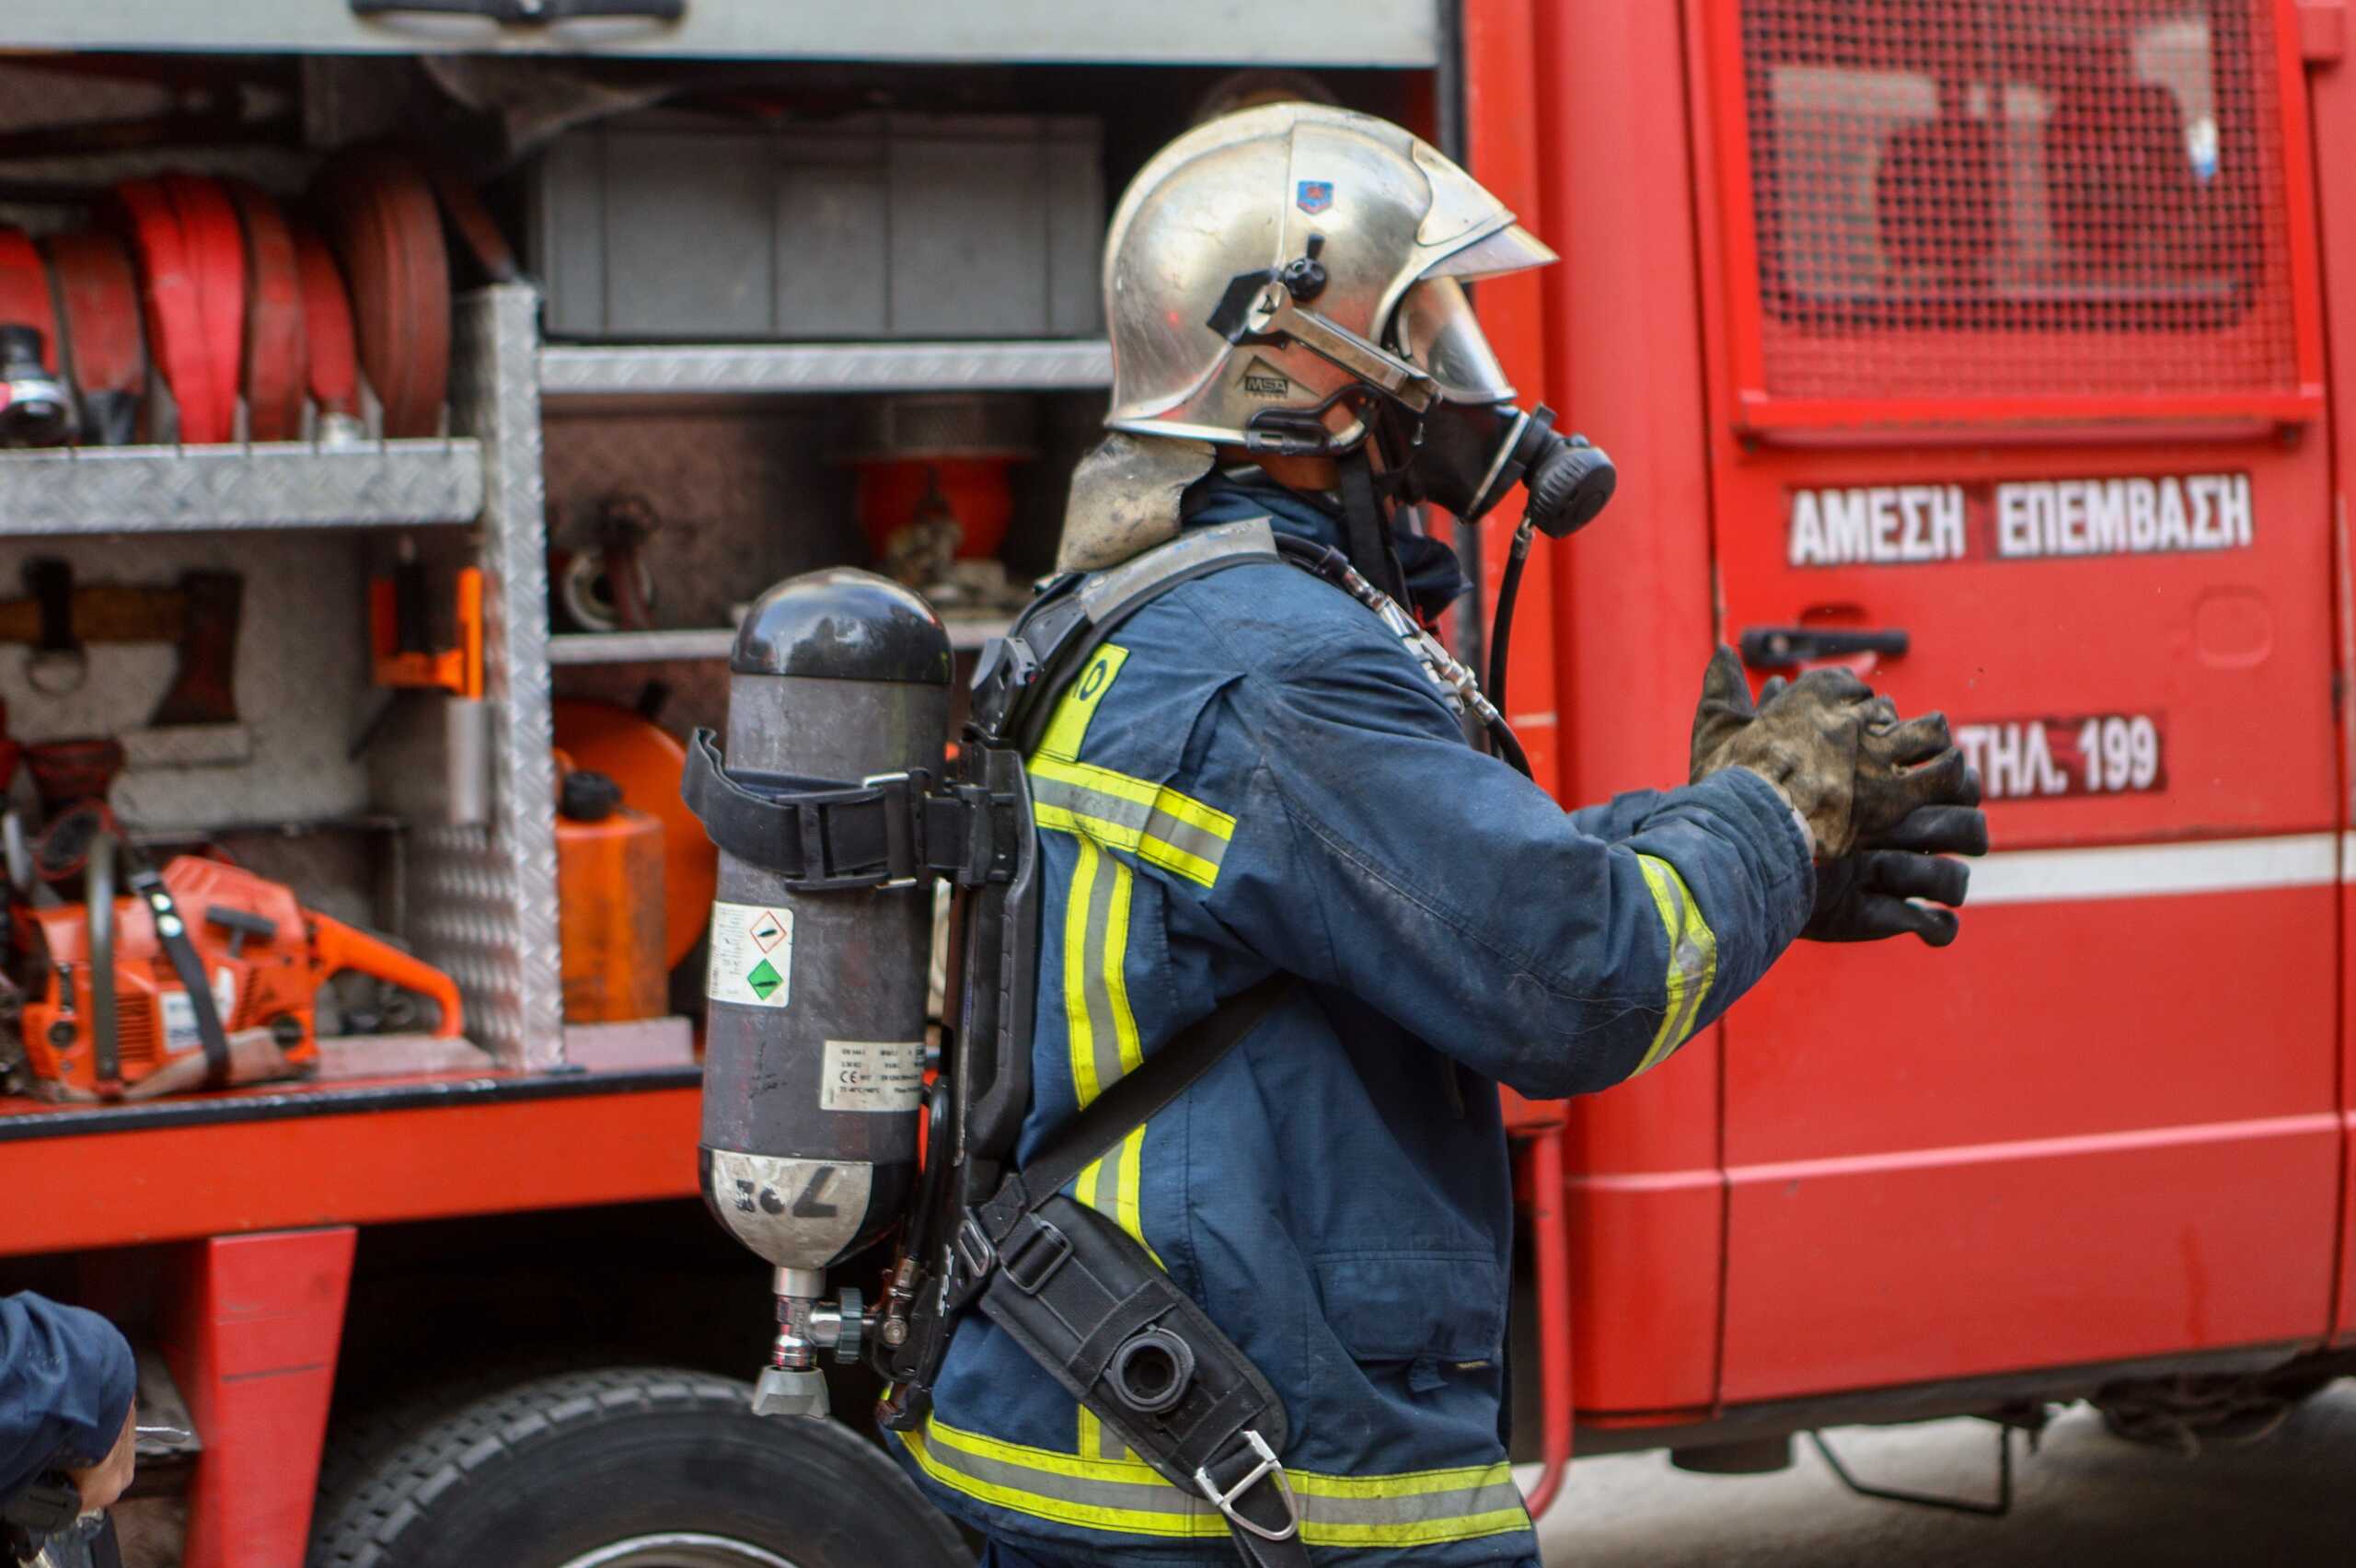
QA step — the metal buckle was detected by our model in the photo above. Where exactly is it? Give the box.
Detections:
[953,1216,996,1280]
[999,1217,1072,1296]
[861,770,925,887]
[1194,1429,1301,1543]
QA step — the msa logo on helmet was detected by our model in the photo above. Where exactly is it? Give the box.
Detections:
[1239,356,1291,398]
[1296,179,1334,214]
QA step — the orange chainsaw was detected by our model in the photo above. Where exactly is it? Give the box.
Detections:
[13,849,463,1101]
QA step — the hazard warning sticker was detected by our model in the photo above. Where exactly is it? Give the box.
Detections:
[707,901,794,1008]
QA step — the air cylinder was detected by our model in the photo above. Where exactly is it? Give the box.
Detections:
[697,568,950,1414]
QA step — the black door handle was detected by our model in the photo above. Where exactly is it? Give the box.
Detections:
[351,0,686,23]
[1739,627,1911,670]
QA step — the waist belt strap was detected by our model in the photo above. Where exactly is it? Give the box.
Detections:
[681,731,1019,890]
[955,975,1305,1567]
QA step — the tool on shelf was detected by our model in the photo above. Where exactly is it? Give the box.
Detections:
[368,540,484,698]
[552,696,716,971]
[553,491,661,633]
[5,559,244,727]
[555,765,666,1024]
[0,228,75,449]
[843,394,1036,611]
[13,848,465,1101]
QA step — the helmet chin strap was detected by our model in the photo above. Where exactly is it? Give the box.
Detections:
[1334,445,1407,607]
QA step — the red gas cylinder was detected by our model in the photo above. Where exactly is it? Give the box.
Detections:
[844,394,1036,571]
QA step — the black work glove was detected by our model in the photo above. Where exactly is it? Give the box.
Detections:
[1806,793,1990,947]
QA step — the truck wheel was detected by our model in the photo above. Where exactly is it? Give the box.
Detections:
[308,1366,966,1568]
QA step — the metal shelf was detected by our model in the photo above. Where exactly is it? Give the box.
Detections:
[549,617,1011,665]
[538,340,1113,399]
[0,441,484,535]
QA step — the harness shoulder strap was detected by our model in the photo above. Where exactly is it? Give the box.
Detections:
[965,973,1288,1257]
[979,517,1284,756]
[955,974,1307,1567]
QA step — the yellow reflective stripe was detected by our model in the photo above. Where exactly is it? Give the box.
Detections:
[1632,855,1719,1076]
[1103,854,1143,1078]
[1076,1404,1129,1462]
[1033,755,1238,842]
[903,1423,1218,1538]
[1037,644,1130,762]
[900,1417,1530,1548]
[1054,833,1163,1266]
[1114,1124,1149,1249]
[1034,801,1226,887]
[1065,837,1106,1107]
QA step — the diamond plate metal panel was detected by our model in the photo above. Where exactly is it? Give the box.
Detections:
[538,340,1113,398]
[4,1,1439,67]
[547,620,1006,665]
[0,443,483,535]
[398,286,563,1070]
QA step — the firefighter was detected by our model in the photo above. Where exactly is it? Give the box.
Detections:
[1,1293,136,1517]
[887,103,1984,1566]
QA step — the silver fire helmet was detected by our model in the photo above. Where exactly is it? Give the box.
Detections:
[1102,101,1556,455]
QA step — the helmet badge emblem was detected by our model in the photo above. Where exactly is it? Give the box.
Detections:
[1295,179,1334,214]
[1240,356,1292,398]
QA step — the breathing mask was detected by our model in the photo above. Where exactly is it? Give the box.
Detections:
[1380,277,1616,537]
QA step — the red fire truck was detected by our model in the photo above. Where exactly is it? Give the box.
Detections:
[3,1,2351,1563]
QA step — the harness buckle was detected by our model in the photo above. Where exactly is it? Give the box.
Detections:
[860,770,926,887]
[999,1216,1073,1295]
[1194,1429,1301,1543]
[953,1215,997,1281]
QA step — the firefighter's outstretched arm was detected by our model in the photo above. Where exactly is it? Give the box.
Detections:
[1195,618,1934,1099]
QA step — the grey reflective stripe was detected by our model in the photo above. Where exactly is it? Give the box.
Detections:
[1078,843,1126,1101]
[1077,517,1280,624]
[1031,775,1232,878]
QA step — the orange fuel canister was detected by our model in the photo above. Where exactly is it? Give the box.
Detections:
[555,768,667,1023]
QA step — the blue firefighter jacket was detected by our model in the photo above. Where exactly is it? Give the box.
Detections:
[1,1292,134,1505]
[891,474,1816,1564]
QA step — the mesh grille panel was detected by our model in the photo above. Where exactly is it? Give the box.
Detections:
[1738,0,2299,406]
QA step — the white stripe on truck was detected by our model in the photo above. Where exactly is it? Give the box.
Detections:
[1964,832,2339,906]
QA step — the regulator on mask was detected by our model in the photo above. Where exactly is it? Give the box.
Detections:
[1214,254,1620,748]
[1394,398,1617,537]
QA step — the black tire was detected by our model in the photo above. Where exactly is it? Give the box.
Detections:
[306,1366,967,1568]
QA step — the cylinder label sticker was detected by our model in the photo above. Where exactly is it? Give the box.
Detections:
[707,901,793,1007]
[822,1039,926,1113]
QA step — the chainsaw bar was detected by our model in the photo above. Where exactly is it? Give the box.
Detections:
[43,231,146,444]
[314,148,449,440]
[225,180,306,443]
